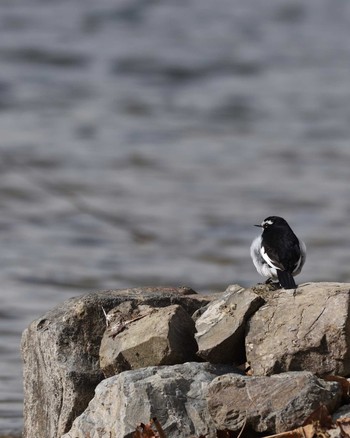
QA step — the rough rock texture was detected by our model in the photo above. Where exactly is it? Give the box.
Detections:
[207,371,342,434]
[100,304,198,377]
[195,284,264,363]
[246,282,350,376]
[21,286,212,438]
[62,362,238,438]
[23,282,350,438]
[332,404,350,421]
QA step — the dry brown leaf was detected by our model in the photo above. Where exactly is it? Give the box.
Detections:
[133,425,144,438]
[132,421,159,438]
[151,417,166,438]
[302,404,333,429]
[216,430,237,438]
[302,424,318,438]
[263,424,316,438]
[337,417,350,438]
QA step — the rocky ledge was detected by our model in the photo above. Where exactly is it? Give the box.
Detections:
[21,282,350,437]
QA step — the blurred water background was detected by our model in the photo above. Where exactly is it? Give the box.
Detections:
[2,0,350,434]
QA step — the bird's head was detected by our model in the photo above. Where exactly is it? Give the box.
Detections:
[254,216,288,230]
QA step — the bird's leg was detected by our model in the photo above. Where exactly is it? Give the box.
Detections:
[264,277,280,290]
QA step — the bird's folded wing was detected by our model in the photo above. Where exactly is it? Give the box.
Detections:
[292,239,306,275]
[260,244,285,271]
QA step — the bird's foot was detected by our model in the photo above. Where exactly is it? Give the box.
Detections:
[263,278,280,290]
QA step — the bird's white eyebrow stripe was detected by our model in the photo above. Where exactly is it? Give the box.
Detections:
[262,219,273,226]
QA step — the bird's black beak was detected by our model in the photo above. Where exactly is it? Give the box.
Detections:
[254,224,263,227]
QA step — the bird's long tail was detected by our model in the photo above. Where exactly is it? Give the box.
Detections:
[277,270,297,289]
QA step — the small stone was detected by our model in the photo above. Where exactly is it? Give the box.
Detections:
[195,285,264,364]
[99,304,198,377]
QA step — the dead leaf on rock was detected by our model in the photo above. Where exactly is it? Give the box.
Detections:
[152,417,166,438]
[132,418,167,438]
[216,430,237,438]
[337,417,350,438]
[302,404,333,429]
[263,424,316,438]
[133,421,159,438]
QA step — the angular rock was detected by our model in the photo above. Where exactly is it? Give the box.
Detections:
[332,404,350,421]
[207,371,341,434]
[100,304,198,377]
[21,286,211,438]
[246,282,350,376]
[195,285,264,364]
[62,362,238,438]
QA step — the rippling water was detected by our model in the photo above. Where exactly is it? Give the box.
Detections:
[2,0,350,433]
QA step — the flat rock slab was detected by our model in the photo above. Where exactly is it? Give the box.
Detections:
[207,371,341,434]
[195,285,264,363]
[246,282,350,376]
[100,304,198,377]
[21,286,212,438]
[63,362,239,438]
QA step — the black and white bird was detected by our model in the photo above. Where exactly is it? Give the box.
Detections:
[250,216,306,289]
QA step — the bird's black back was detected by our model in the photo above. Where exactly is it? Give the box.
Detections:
[262,219,301,273]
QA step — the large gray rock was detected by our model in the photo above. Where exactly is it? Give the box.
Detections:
[21,286,212,438]
[246,282,350,376]
[195,285,264,364]
[100,304,198,377]
[62,362,238,438]
[207,371,341,434]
